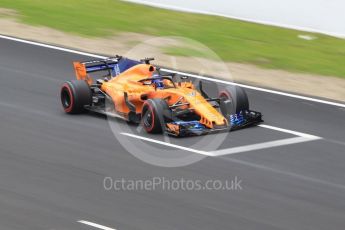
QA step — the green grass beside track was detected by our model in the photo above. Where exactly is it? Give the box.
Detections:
[1,0,345,78]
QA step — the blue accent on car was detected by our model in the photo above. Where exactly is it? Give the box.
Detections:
[116,58,140,75]
[152,74,165,89]
[172,121,205,127]
[170,121,206,135]
[84,58,140,77]
[86,64,118,73]
[230,112,246,126]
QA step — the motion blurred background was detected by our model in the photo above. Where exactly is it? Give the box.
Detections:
[0,0,344,100]
[126,0,345,37]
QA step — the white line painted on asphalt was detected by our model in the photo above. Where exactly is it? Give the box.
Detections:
[161,68,345,108]
[0,34,344,108]
[121,125,322,156]
[211,136,319,156]
[258,124,321,139]
[78,220,117,230]
[120,132,215,156]
[0,35,106,59]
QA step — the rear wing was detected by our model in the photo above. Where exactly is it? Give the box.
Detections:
[73,56,140,84]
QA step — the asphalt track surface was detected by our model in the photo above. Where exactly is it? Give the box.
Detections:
[0,36,345,230]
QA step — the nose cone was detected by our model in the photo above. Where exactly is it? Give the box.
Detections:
[183,89,227,128]
[199,105,228,128]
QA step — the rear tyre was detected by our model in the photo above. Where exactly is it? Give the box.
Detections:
[60,80,92,114]
[218,85,249,116]
[141,99,169,133]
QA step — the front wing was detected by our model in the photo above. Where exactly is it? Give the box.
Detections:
[165,110,263,137]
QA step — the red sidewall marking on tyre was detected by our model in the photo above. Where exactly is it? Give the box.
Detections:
[61,83,74,113]
[219,91,231,100]
[143,102,155,132]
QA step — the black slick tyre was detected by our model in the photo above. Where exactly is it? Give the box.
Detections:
[218,85,249,116]
[141,99,169,133]
[60,80,92,114]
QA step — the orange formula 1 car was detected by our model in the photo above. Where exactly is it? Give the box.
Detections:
[60,56,262,136]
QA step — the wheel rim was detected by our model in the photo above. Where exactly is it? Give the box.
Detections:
[219,92,230,101]
[143,108,153,129]
[61,88,71,109]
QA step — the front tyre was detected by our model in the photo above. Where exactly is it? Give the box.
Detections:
[60,80,92,114]
[141,99,169,133]
[219,85,249,117]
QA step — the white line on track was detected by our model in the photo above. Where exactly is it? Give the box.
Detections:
[0,34,344,108]
[0,35,106,59]
[120,132,215,156]
[258,124,321,139]
[215,123,322,155]
[211,136,320,156]
[121,125,322,156]
[78,220,117,230]
[161,68,345,108]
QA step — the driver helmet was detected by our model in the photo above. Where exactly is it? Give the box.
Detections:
[152,73,164,89]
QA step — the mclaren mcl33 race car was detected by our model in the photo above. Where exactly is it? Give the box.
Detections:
[60,56,263,137]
